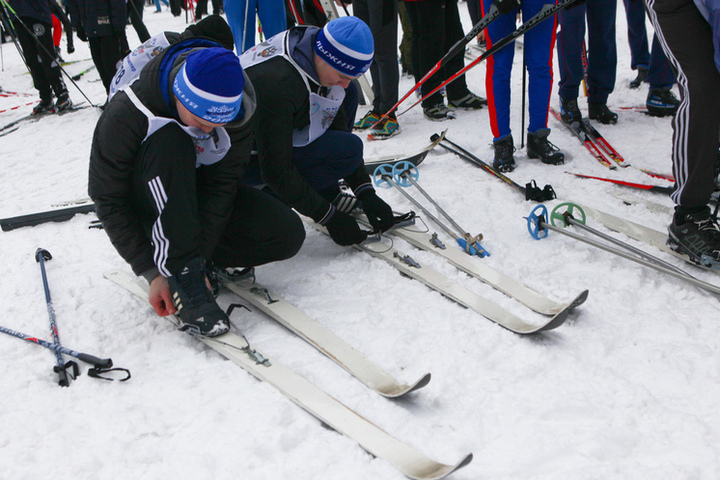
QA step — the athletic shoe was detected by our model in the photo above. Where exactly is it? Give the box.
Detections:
[448,92,487,110]
[646,88,680,117]
[492,135,516,173]
[423,103,456,121]
[527,128,565,165]
[559,97,582,124]
[667,207,720,268]
[33,98,54,115]
[354,110,381,130]
[368,116,400,140]
[54,92,72,112]
[168,257,230,337]
[629,66,648,89]
[588,102,618,124]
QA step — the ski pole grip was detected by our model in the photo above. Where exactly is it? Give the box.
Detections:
[430,133,441,142]
[78,353,113,369]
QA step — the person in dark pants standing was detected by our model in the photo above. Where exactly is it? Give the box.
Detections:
[403,0,486,121]
[350,0,401,139]
[66,0,129,93]
[556,0,619,125]
[127,0,151,43]
[482,0,564,172]
[622,0,679,116]
[7,0,71,113]
[645,0,720,269]
[90,44,305,337]
[240,16,395,246]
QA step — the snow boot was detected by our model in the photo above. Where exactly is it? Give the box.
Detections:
[492,135,516,173]
[629,66,648,89]
[667,207,720,268]
[354,110,381,130]
[448,91,487,110]
[423,103,456,121]
[588,102,618,124]
[559,96,582,124]
[168,257,230,337]
[527,128,565,165]
[33,97,54,115]
[646,88,680,117]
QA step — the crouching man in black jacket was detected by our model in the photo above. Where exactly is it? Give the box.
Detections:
[89,39,305,337]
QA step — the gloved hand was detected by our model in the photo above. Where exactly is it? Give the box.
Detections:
[493,0,521,15]
[325,210,368,246]
[358,190,394,232]
[76,26,87,42]
[67,39,75,54]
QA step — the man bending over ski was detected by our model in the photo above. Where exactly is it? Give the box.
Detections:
[240,16,395,246]
[89,37,305,337]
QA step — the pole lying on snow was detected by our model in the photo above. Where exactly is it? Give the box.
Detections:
[35,248,77,386]
[527,202,720,296]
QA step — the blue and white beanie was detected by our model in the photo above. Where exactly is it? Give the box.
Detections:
[173,47,244,124]
[314,17,374,77]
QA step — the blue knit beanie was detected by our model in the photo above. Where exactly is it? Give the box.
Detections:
[173,47,244,124]
[314,17,374,77]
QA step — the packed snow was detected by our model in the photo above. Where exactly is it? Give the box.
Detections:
[1,6,719,480]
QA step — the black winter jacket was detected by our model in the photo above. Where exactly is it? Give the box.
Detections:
[88,40,257,280]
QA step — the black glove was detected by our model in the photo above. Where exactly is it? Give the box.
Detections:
[493,0,521,15]
[563,0,587,10]
[325,210,368,246]
[358,190,394,232]
[76,26,87,42]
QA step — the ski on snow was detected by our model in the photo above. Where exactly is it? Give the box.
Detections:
[305,220,584,334]
[578,205,720,273]
[374,213,589,316]
[216,268,431,398]
[364,129,446,174]
[104,269,472,480]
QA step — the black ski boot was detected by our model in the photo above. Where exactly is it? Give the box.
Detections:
[629,66,648,89]
[168,257,230,337]
[559,96,582,124]
[492,135,516,173]
[667,207,720,269]
[33,97,54,115]
[54,92,72,112]
[588,102,618,124]
[646,88,680,117]
[527,128,565,165]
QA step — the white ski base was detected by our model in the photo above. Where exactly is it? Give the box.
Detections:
[219,273,431,398]
[103,269,471,480]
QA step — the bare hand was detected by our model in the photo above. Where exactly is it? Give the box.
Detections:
[149,274,176,316]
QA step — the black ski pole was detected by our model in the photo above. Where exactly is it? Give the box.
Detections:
[402,0,580,115]
[370,4,502,127]
[35,248,77,386]
[432,133,556,202]
[0,323,131,380]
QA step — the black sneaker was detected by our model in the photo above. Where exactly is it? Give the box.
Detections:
[629,66,648,89]
[448,92,487,110]
[33,98,54,115]
[168,257,230,337]
[493,135,516,173]
[527,128,565,165]
[667,207,720,268]
[588,102,618,124]
[54,92,72,112]
[423,103,456,121]
[646,88,680,117]
[559,97,582,124]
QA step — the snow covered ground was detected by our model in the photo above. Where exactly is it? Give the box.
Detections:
[2,5,720,480]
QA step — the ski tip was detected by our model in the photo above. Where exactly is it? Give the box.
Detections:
[405,452,473,480]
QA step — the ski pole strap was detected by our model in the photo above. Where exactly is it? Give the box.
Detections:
[524,180,557,202]
[87,366,131,382]
[54,360,79,387]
